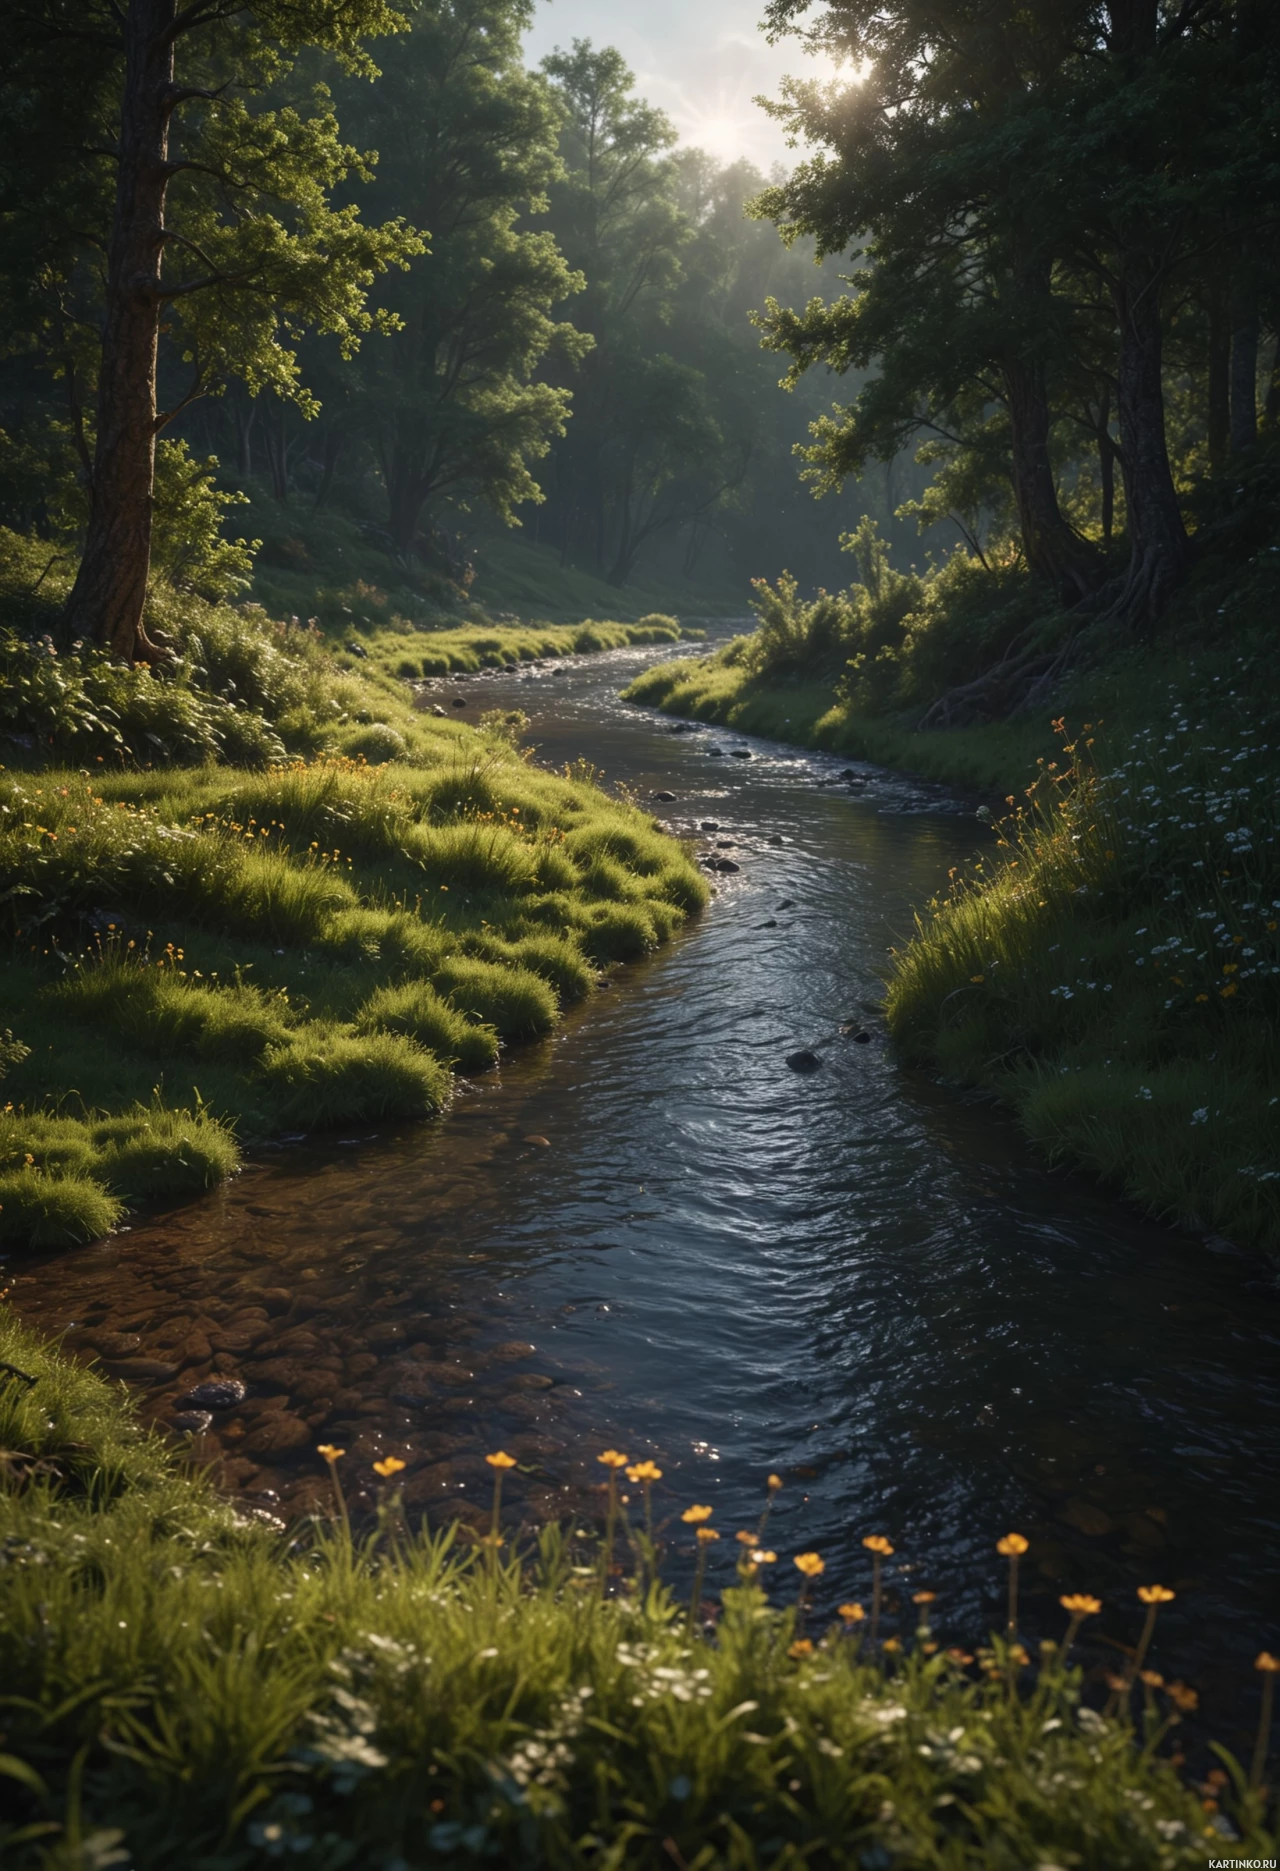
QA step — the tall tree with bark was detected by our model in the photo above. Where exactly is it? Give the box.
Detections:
[3,0,422,662]
[755,1,1103,606]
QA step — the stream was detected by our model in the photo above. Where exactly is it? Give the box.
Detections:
[10,637,1280,1726]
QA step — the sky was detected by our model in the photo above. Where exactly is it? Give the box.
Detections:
[523,0,830,170]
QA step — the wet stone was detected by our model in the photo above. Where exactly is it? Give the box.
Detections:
[171,1410,214,1434]
[177,1377,247,1411]
[490,1341,536,1361]
[785,1049,824,1074]
[243,1412,313,1460]
[507,1373,555,1391]
[104,1357,180,1382]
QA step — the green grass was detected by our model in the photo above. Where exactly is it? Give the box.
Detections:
[625,551,1280,1252]
[0,544,708,1250]
[336,612,685,688]
[0,1307,1273,1869]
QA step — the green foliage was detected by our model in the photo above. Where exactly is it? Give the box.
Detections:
[148,442,259,600]
[0,1310,1273,1866]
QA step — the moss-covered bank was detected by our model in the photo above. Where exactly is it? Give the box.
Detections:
[0,1308,1272,1868]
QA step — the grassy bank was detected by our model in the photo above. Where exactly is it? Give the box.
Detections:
[623,547,1280,1252]
[0,1309,1273,1869]
[0,533,707,1251]
[335,611,685,687]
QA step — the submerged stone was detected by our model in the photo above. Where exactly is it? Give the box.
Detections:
[176,1377,247,1411]
[785,1049,824,1073]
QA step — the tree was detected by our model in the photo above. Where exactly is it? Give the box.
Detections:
[757,0,1280,633]
[333,0,588,565]
[754,3,1105,605]
[2,0,422,662]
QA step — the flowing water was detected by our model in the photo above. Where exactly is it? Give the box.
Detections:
[11,639,1280,1727]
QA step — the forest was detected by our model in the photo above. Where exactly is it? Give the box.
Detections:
[0,1,1278,1865]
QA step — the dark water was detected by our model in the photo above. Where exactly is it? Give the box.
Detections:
[11,640,1280,1730]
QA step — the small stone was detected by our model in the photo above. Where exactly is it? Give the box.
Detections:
[507,1373,555,1391]
[729,747,752,758]
[171,1410,214,1434]
[432,704,447,717]
[704,856,740,873]
[785,1049,823,1073]
[776,900,795,910]
[452,696,467,708]
[651,791,677,802]
[706,747,725,757]
[1060,1497,1115,1537]
[105,1357,179,1381]
[523,1134,552,1148]
[840,1026,872,1043]
[758,919,778,929]
[490,1341,537,1361]
[243,1412,313,1459]
[699,821,720,831]
[177,1378,247,1411]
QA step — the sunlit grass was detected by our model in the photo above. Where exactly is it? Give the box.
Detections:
[0,1310,1273,1866]
[0,585,708,1249]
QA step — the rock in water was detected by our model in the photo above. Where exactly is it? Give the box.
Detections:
[176,1378,246,1411]
[171,1410,214,1434]
[699,820,720,831]
[704,856,740,873]
[651,790,677,802]
[785,1049,823,1073]
[729,747,752,758]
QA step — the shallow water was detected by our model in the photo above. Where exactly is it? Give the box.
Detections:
[11,639,1280,1726]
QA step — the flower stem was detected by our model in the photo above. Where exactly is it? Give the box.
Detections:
[1251,1672,1275,1790]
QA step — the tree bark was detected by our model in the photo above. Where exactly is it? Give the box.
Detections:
[63,0,176,662]
[1229,273,1260,455]
[1002,351,1099,602]
[1105,235,1188,630]
[1206,281,1230,470]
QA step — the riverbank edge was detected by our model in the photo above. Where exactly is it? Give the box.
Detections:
[0,1303,1267,1867]
[0,569,711,1251]
[621,653,1280,1256]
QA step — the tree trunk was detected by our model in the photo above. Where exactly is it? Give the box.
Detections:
[1087,388,1120,548]
[385,447,428,556]
[1206,281,1230,470]
[1003,351,1099,602]
[1105,235,1187,630]
[312,427,344,511]
[1229,274,1260,455]
[64,0,176,662]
